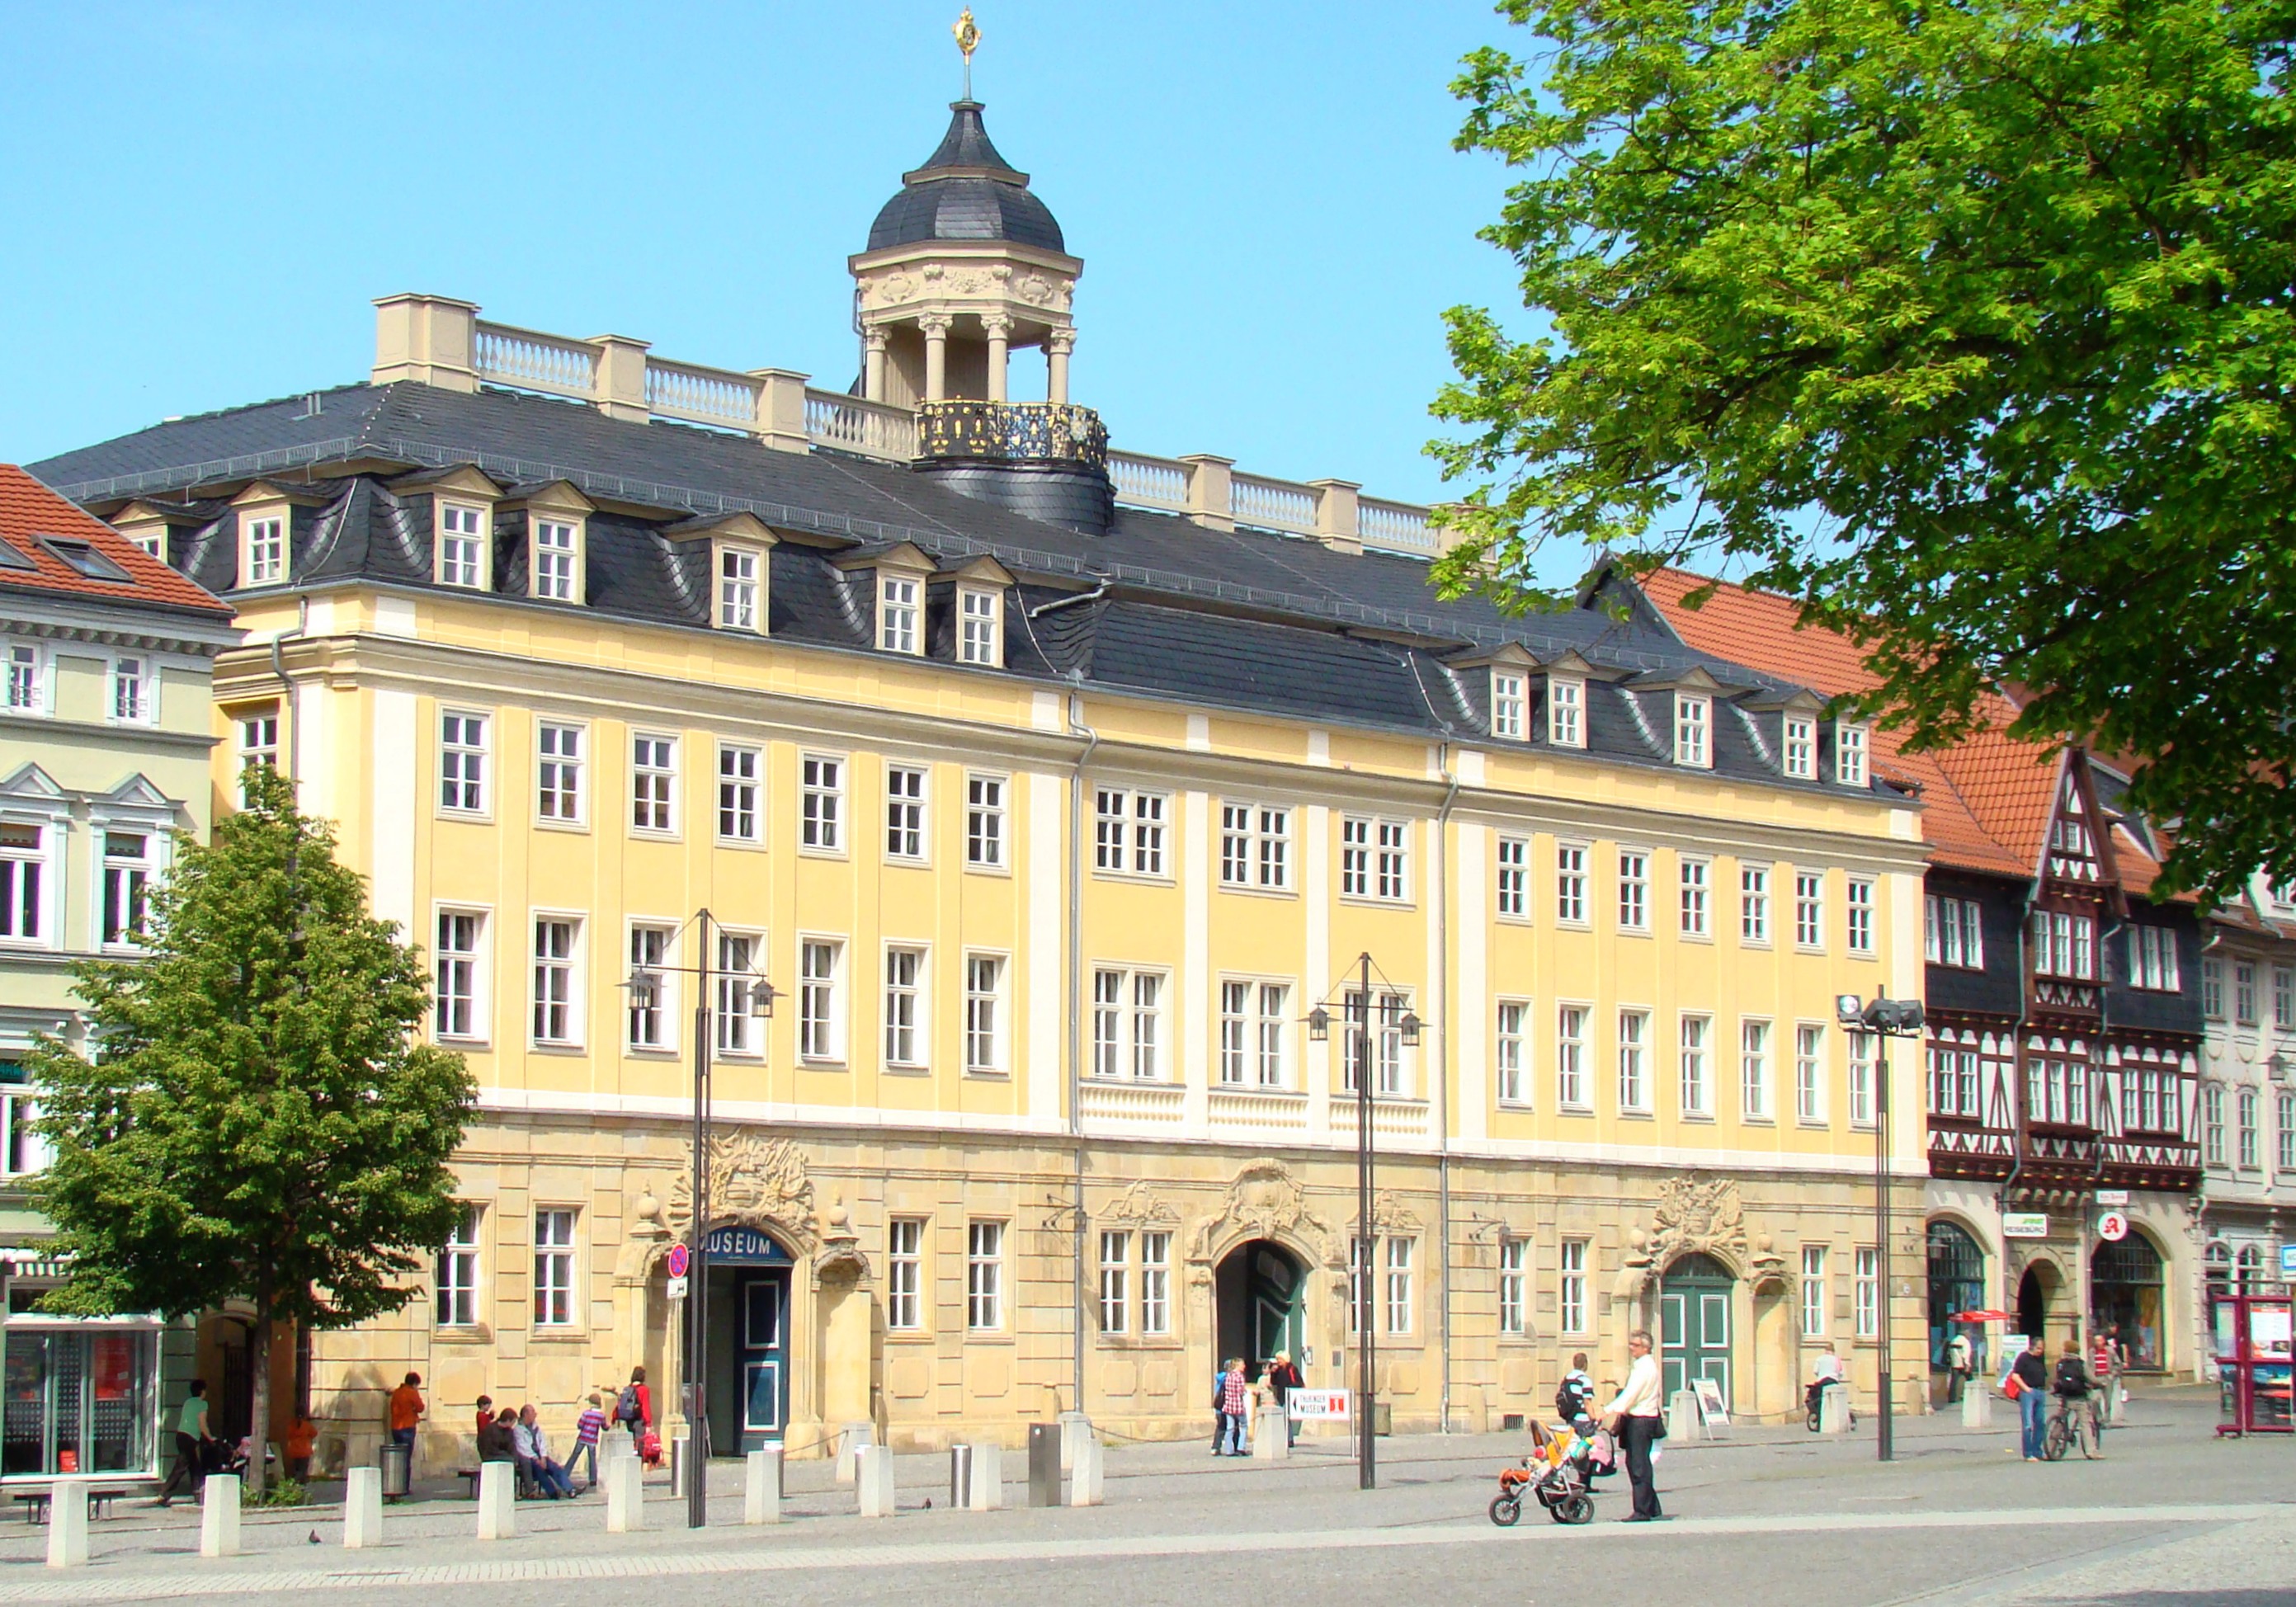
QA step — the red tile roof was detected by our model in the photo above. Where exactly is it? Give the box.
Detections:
[0,463,230,616]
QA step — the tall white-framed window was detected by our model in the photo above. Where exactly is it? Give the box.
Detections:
[964,953,1005,1074]
[2235,961,2259,1024]
[433,909,484,1040]
[237,706,280,778]
[879,574,921,654]
[1674,692,1712,767]
[2033,908,2100,981]
[1214,979,1287,1087]
[98,831,150,950]
[1219,804,1291,890]
[1095,788,1168,877]
[966,1220,1004,1330]
[1547,676,1586,748]
[1782,716,1816,780]
[1380,1237,1414,1335]
[1496,999,1530,1105]
[1679,857,1710,937]
[1742,1020,1773,1119]
[716,744,761,842]
[2204,1082,2227,1166]
[1680,1014,1712,1117]
[1098,1230,1129,1335]
[958,586,1002,667]
[242,513,286,587]
[1617,1008,1651,1111]
[1557,1004,1589,1109]
[1343,817,1410,901]
[1930,895,1988,969]
[1347,1238,1373,1336]
[2279,1091,2295,1173]
[4,642,45,714]
[1496,835,1530,920]
[533,1209,578,1328]
[628,923,673,1049]
[1556,843,1588,925]
[0,1079,48,1178]
[717,544,762,631]
[1092,968,1167,1080]
[631,735,677,834]
[1340,817,1370,897]
[886,1218,924,1331]
[1376,819,1410,901]
[1558,1239,1588,1333]
[2279,964,2295,1028]
[1617,850,1650,932]
[883,945,926,1069]
[531,917,580,1046]
[1794,872,1825,950]
[2238,1087,2260,1169]
[1140,1231,1172,1334]
[1854,1247,1879,1338]
[965,774,1007,869]
[1846,878,1876,955]
[1341,990,1412,1096]
[2204,956,2225,1018]
[2127,926,2180,992]
[1800,1245,1828,1337]
[801,755,843,851]
[537,722,584,824]
[109,655,153,724]
[1836,721,1870,786]
[886,765,927,861]
[439,712,489,814]
[1491,672,1526,739]
[1795,1025,1827,1124]
[1848,1032,1875,1126]
[436,504,486,590]
[798,937,845,1062]
[1741,864,1771,943]
[714,931,763,1057]
[0,822,47,945]
[1497,1239,1528,1336]
[436,1204,482,1327]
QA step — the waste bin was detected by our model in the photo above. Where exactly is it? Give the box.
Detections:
[379,1440,412,1501]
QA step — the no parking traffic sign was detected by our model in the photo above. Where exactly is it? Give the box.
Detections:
[666,1242,691,1278]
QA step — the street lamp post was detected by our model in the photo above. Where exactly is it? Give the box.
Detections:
[625,909,776,1528]
[1836,989,1925,1464]
[1308,953,1418,1492]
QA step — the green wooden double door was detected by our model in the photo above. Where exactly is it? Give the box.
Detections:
[1659,1254,1733,1410]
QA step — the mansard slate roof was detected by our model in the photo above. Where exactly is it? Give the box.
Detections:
[0,462,230,618]
[30,380,1896,801]
[867,101,1066,253]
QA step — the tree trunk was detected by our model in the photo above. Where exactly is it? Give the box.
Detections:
[246,1298,270,1498]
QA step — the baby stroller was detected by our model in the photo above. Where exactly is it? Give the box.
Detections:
[1490,1415,1615,1526]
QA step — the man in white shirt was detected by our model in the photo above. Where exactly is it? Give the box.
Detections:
[1603,1329,1667,1521]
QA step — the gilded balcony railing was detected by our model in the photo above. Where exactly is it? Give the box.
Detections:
[918,400,1109,469]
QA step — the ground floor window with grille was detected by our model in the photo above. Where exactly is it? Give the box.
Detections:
[534,1209,578,1327]
[436,1204,482,1327]
[967,1221,1004,1330]
[1498,1239,1527,1336]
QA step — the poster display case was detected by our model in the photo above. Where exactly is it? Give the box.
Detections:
[2212,1294,2293,1437]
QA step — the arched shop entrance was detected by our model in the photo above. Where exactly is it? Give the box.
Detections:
[1659,1253,1734,1411]
[2015,1261,2056,1345]
[1927,1221,1988,1387]
[698,1225,794,1454]
[2091,1232,2166,1371]
[1214,1241,1304,1372]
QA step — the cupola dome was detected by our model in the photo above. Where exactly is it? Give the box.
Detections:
[866,101,1066,253]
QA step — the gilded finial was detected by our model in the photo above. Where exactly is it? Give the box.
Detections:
[953,8,981,99]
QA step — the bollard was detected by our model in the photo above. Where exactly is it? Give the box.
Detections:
[1058,1410,1091,1474]
[476,1462,516,1540]
[968,1442,1002,1511]
[45,1479,88,1569]
[834,1422,874,1487]
[1961,1387,1992,1430]
[856,1443,895,1518]
[606,1453,644,1533]
[1253,1407,1290,1461]
[200,1473,241,1558]
[1818,1387,1851,1435]
[1067,1430,1103,1507]
[949,1443,974,1509]
[343,1466,384,1549]
[744,1447,782,1525]
[1027,1422,1061,1507]
[603,1426,635,1463]
[1667,1388,1700,1442]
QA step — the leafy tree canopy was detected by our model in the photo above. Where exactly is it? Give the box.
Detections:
[1434,0,2296,902]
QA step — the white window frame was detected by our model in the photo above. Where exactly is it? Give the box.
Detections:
[439,711,490,817]
[1795,1023,1827,1124]
[1741,863,1771,945]
[97,829,152,951]
[1557,1002,1590,1110]
[1854,1246,1879,1338]
[536,721,586,827]
[1617,1008,1651,1112]
[714,929,765,1058]
[530,914,582,1048]
[1558,1239,1588,1334]
[1219,803,1292,891]
[627,921,676,1052]
[108,653,155,726]
[432,907,487,1042]
[1341,988,1414,1098]
[1217,978,1291,1089]
[1497,1238,1528,1336]
[1098,1229,1130,1335]
[1848,1031,1875,1127]
[0,820,53,949]
[1490,672,1526,740]
[717,542,765,633]
[1140,1231,1172,1334]
[882,945,927,1071]
[240,511,287,588]
[436,502,488,591]
[1556,842,1589,926]
[1496,835,1530,921]
[1794,871,1825,950]
[1674,691,1712,768]
[1742,1019,1773,1119]
[3,642,45,715]
[1617,849,1650,933]
[1679,856,1710,938]
[879,573,922,655]
[1782,715,1816,780]
[1384,1236,1415,1336]
[630,733,678,836]
[1846,877,1876,956]
[1094,787,1169,879]
[886,1218,925,1331]
[965,773,1007,869]
[1091,965,1169,1081]
[533,1208,578,1329]
[1547,676,1586,748]
[964,952,1007,1075]
[1800,1245,1828,1337]
[957,584,1002,667]
[1836,721,1870,787]
[1496,998,1530,1107]
[436,1204,483,1328]
[966,1220,1005,1331]
[716,743,761,844]
[801,753,845,853]
[798,936,846,1063]
[886,764,928,862]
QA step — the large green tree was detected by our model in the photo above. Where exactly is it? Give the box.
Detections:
[1435,0,2296,901]
[28,766,474,1493]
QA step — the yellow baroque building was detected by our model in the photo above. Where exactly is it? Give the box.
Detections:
[31,94,1931,1468]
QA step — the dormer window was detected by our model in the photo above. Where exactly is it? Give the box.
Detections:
[718,544,765,632]
[1674,692,1712,768]
[880,574,921,654]
[1547,677,1586,748]
[531,517,581,602]
[241,511,287,587]
[1783,715,1816,779]
[1836,720,1869,787]
[958,586,1002,667]
[1491,672,1525,740]
[436,504,488,589]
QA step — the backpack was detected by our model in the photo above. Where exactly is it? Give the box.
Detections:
[615,1383,642,1422]
[1555,1375,1591,1421]
[2053,1359,2088,1399]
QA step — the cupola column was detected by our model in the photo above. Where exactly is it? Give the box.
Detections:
[862,328,889,403]
[982,315,1011,403]
[1047,327,1076,404]
[920,313,953,402]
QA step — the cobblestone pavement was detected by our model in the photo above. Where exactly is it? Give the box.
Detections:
[0,1388,2284,1606]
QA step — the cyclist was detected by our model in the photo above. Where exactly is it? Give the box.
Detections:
[2050,1340,2101,1459]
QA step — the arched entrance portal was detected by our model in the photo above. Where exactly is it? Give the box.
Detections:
[1214,1241,1304,1372]
[2091,1232,2166,1371]
[1659,1253,1734,1410]
[698,1224,794,1454]
[2015,1261,2055,1344]
[1928,1221,1987,1388]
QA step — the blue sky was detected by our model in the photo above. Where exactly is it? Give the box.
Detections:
[0,0,1531,515]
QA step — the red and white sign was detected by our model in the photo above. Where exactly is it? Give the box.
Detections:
[2097,1211,2129,1242]
[666,1242,691,1279]
[1284,1388,1351,1421]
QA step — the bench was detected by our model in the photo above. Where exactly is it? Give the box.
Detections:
[15,1487,129,1524]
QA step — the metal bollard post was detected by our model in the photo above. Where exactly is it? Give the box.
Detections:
[200,1473,242,1558]
[1027,1422,1061,1507]
[744,1446,781,1525]
[949,1443,974,1508]
[46,1479,88,1569]
[968,1441,1002,1510]
[343,1466,384,1548]
[476,1462,515,1540]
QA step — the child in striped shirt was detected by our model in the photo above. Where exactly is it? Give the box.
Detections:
[571,1393,607,1491]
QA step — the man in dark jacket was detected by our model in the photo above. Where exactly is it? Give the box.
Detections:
[2011,1337,2050,1460]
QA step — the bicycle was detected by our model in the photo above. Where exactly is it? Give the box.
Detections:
[2041,1393,2100,1461]
[1803,1380,1858,1432]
